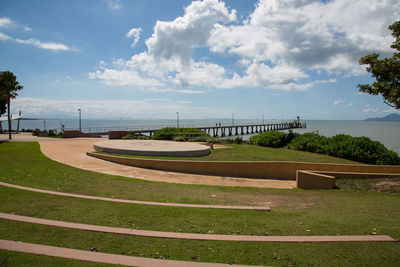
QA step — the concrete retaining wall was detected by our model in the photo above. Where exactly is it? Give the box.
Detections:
[86,152,400,181]
[63,131,100,138]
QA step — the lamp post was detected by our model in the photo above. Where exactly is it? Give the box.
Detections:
[232,113,234,126]
[176,112,179,128]
[262,115,264,125]
[78,108,81,132]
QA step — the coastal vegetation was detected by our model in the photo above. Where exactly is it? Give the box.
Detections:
[0,142,399,266]
[288,133,400,165]
[152,127,211,142]
[357,20,400,109]
[247,130,400,165]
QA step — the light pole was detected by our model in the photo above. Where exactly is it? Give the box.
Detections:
[232,113,234,126]
[78,108,81,132]
[262,115,264,125]
[176,112,179,128]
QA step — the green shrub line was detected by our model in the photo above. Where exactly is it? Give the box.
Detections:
[249,131,400,165]
[152,127,212,142]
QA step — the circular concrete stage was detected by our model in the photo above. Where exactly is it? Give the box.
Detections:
[94,140,211,157]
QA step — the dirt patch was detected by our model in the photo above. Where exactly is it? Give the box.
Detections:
[371,180,400,194]
[336,178,400,194]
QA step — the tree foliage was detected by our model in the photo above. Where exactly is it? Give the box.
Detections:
[0,71,23,138]
[357,20,400,109]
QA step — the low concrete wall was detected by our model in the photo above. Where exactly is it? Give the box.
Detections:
[86,152,400,181]
[64,131,100,138]
[296,171,335,189]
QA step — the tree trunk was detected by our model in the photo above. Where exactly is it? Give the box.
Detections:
[7,96,11,140]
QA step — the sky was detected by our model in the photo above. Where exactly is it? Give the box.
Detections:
[0,0,399,120]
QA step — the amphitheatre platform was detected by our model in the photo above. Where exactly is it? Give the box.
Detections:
[94,140,211,157]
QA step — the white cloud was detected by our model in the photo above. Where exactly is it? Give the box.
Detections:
[334,99,343,106]
[176,89,206,94]
[15,38,72,51]
[11,97,230,119]
[107,0,122,10]
[209,0,399,74]
[348,102,353,107]
[24,26,32,31]
[126,27,142,47]
[88,69,163,87]
[0,17,12,28]
[363,107,378,113]
[0,32,11,41]
[146,0,236,65]
[90,0,399,91]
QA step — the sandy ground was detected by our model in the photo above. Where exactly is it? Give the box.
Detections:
[1,133,295,188]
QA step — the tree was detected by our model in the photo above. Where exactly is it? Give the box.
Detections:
[357,20,400,109]
[0,97,6,133]
[0,71,23,139]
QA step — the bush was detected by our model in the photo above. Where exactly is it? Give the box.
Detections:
[249,130,286,148]
[234,136,242,144]
[32,129,41,136]
[288,132,400,165]
[122,134,150,140]
[287,132,330,153]
[152,127,210,142]
[48,129,56,136]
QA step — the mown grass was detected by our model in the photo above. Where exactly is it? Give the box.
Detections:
[0,250,114,267]
[2,185,400,237]
[0,142,399,266]
[1,219,399,267]
[97,143,359,164]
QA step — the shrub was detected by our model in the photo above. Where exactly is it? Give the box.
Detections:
[48,129,56,136]
[225,138,235,144]
[249,130,286,148]
[234,136,242,144]
[288,132,400,165]
[122,134,150,140]
[152,127,210,141]
[32,129,41,136]
[287,132,329,153]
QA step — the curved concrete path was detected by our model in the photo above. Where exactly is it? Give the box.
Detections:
[0,182,270,211]
[0,239,254,267]
[34,137,295,189]
[1,213,395,242]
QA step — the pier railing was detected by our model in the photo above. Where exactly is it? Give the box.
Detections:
[65,121,306,137]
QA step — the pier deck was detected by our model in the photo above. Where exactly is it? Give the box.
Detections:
[67,122,306,138]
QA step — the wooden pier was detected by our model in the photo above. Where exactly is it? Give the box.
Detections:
[72,121,306,138]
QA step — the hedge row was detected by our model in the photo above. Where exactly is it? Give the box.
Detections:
[152,127,211,142]
[250,131,400,165]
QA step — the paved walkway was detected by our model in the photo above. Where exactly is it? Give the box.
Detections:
[29,135,295,188]
[1,213,395,242]
[0,239,254,267]
[0,182,270,211]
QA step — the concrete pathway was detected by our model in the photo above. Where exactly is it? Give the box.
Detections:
[1,213,395,242]
[0,239,254,267]
[37,137,296,189]
[0,182,270,211]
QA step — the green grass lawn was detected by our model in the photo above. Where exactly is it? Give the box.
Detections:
[0,142,399,266]
[98,143,359,164]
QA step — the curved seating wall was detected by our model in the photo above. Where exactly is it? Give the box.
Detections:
[87,152,400,181]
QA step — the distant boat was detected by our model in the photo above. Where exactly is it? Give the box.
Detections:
[365,113,400,121]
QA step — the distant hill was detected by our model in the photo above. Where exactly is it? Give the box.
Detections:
[365,113,400,121]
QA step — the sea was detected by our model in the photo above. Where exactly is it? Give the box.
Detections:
[2,118,400,155]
